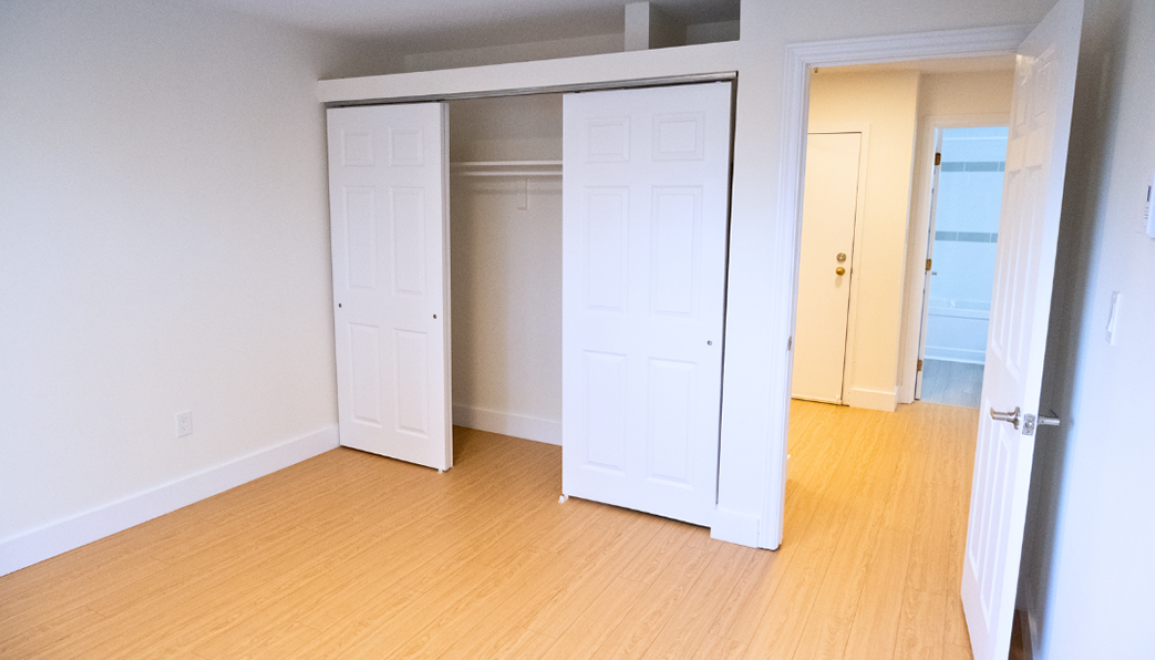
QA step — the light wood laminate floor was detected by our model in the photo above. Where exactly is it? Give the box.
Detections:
[0,401,979,659]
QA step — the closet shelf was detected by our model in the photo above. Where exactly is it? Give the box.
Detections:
[450,160,562,177]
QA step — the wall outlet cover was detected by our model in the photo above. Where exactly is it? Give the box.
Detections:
[176,411,193,438]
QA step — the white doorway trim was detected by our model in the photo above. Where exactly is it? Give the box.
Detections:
[898,113,1010,405]
[763,24,1032,550]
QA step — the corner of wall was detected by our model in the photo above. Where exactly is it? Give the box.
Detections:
[845,386,898,412]
[452,405,562,445]
[711,506,762,547]
[0,426,339,577]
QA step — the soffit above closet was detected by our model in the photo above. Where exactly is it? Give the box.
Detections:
[193,0,739,51]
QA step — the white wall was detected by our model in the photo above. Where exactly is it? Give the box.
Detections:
[0,0,360,572]
[447,95,564,443]
[406,34,623,72]
[1020,0,1155,656]
[806,70,921,410]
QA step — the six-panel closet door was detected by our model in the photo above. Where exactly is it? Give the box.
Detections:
[561,83,733,527]
[327,103,453,471]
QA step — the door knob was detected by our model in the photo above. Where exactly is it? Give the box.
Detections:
[836,252,847,263]
[989,406,1022,430]
[835,267,846,276]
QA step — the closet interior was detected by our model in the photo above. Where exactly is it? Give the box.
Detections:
[447,94,565,445]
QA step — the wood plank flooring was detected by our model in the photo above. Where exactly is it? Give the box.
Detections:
[0,401,979,659]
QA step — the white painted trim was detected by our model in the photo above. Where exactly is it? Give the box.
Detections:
[710,506,761,547]
[844,387,898,412]
[318,41,741,104]
[453,404,562,445]
[782,24,1032,69]
[763,24,1032,551]
[925,348,987,364]
[0,425,339,577]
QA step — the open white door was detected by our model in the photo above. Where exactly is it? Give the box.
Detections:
[962,0,1082,658]
[561,83,732,527]
[914,130,944,401]
[327,103,452,471]
[792,132,862,404]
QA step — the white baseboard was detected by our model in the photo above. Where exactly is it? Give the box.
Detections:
[710,506,761,547]
[0,425,339,577]
[453,404,561,446]
[845,387,898,412]
[925,349,986,364]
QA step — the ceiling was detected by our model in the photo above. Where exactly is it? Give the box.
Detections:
[195,0,740,53]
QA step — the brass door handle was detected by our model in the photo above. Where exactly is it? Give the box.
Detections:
[835,267,846,276]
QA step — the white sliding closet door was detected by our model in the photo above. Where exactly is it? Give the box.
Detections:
[561,83,732,527]
[327,103,452,471]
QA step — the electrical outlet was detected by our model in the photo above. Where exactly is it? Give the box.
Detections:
[176,411,193,438]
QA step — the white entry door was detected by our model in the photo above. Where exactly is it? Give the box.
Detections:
[792,132,862,403]
[561,83,732,527]
[327,103,453,471]
[962,0,1082,658]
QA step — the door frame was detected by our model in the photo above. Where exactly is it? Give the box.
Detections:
[898,113,1011,405]
[765,24,1032,549]
[795,124,870,404]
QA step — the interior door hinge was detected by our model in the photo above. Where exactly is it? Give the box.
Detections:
[917,359,923,372]
[926,258,933,271]
[935,152,942,166]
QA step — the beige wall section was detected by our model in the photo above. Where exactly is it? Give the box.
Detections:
[806,70,921,411]
[897,69,1014,401]
[917,69,1016,117]
[447,96,564,443]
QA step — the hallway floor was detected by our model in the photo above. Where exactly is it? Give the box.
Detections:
[920,359,984,408]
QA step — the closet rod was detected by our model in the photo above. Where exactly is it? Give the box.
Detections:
[450,160,562,177]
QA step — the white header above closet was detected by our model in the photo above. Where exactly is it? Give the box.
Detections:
[317,41,739,106]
